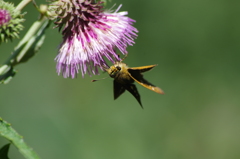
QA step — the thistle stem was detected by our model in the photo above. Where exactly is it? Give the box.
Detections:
[4,17,48,66]
[16,0,32,11]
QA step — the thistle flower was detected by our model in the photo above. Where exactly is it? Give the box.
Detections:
[48,0,138,78]
[0,1,24,44]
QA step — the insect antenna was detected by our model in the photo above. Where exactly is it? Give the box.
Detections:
[116,54,128,62]
[120,54,128,62]
[91,77,109,82]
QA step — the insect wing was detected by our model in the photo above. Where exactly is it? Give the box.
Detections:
[114,80,143,108]
[128,67,164,94]
[113,80,126,100]
[129,65,157,73]
[124,83,143,108]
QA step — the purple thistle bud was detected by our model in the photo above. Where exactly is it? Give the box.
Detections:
[0,9,11,25]
[0,1,24,44]
[48,0,138,78]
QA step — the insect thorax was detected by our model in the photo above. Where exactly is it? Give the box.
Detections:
[106,62,133,84]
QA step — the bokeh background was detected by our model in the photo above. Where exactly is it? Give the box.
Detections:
[1,0,240,159]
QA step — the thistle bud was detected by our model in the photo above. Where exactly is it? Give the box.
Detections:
[0,1,24,44]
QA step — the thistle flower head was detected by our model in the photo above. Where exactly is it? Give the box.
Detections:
[48,0,138,78]
[0,1,24,44]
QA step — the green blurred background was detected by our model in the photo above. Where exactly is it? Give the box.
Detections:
[1,0,240,159]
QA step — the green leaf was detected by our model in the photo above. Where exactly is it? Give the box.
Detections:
[0,118,41,159]
[0,143,10,159]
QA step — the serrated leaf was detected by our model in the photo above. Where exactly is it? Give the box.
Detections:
[0,143,11,159]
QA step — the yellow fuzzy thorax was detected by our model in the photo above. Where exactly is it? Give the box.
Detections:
[106,62,133,83]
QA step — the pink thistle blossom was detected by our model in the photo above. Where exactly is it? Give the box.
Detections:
[48,0,138,78]
[0,9,11,25]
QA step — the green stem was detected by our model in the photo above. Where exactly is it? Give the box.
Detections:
[4,17,48,66]
[16,0,32,11]
[0,117,40,159]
